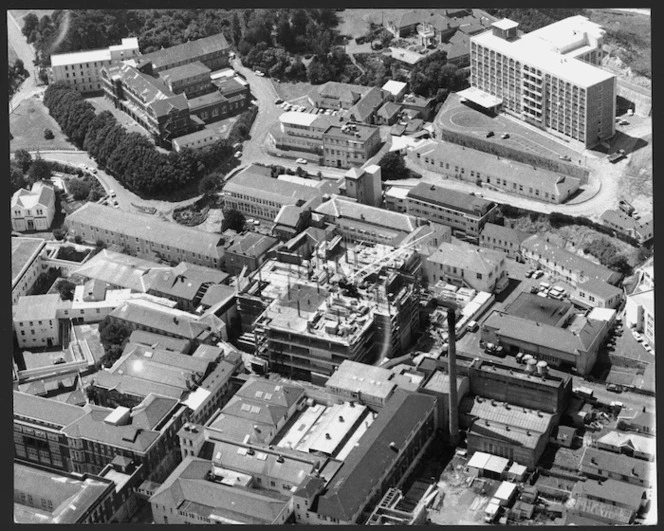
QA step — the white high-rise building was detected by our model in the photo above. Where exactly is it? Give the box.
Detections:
[49,37,140,93]
[470,16,616,148]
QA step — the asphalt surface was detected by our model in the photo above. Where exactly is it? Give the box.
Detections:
[8,11,46,112]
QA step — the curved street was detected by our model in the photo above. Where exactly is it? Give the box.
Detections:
[8,11,47,112]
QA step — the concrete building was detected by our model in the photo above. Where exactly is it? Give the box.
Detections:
[426,242,508,293]
[381,80,408,102]
[342,164,383,207]
[570,479,647,525]
[66,203,225,269]
[325,360,397,408]
[461,395,553,468]
[241,242,421,383]
[384,186,410,213]
[408,139,581,204]
[571,277,623,309]
[481,295,608,375]
[269,111,336,155]
[14,459,143,524]
[108,298,227,344]
[521,235,622,286]
[313,196,419,247]
[480,223,530,260]
[404,182,497,237]
[625,288,654,348]
[222,232,279,276]
[101,62,194,142]
[141,32,230,74]
[11,181,56,232]
[307,81,373,110]
[470,16,616,148]
[322,122,382,169]
[467,357,572,415]
[13,294,63,349]
[149,457,293,525]
[601,210,654,244]
[48,37,140,93]
[295,390,437,524]
[12,237,47,306]
[222,164,335,224]
[158,61,212,97]
[580,447,654,488]
[13,391,187,482]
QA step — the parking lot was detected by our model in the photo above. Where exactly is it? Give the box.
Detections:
[435,93,584,163]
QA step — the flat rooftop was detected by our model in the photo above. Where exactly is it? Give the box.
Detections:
[505,292,572,326]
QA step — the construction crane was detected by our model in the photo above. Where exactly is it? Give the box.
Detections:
[345,229,434,285]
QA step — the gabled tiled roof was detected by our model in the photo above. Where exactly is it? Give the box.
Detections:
[142,33,229,71]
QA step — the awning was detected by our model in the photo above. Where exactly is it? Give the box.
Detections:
[458,87,503,109]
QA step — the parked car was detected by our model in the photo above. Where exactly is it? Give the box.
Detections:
[606,383,623,393]
[486,131,495,138]
[467,320,479,333]
[533,270,544,279]
[274,98,283,104]
[295,158,307,164]
[501,133,510,139]
[526,269,535,278]
[254,70,265,77]
[530,286,540,294]
[485,343,506,357]
[559,155,572,161]
[108,189,116,198]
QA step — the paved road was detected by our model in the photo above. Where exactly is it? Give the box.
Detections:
[231,58,348,180]
[8,11,46,112]
[27,150,201,216]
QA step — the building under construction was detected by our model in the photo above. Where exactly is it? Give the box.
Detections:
[236,239,422,384]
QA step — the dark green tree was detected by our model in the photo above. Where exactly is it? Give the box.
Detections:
[222,208,246,232]
[378,152,409,180]
[27,157,52,184]
[14,149,33,173]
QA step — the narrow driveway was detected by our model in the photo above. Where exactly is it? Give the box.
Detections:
[8,11,46,112]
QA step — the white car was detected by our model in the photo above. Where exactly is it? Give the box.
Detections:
[254,70,265,77]
[295,158,307,164]
[108,189,116,198]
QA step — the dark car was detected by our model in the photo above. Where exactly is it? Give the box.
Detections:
[606,383,623,393]
[486,131,495,138]
[501,133,510,139]
[526,269,535,278]
[530,286,540,294]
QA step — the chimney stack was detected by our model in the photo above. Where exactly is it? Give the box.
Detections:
[447,308,460,446]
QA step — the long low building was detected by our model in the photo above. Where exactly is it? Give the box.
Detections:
[408,139,582,204]
[66,203,225,269]
[521,235,622,287]
[481,309,607,375]
[403,182,497,237]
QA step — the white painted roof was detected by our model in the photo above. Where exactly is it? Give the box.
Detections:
[279,111,319,127]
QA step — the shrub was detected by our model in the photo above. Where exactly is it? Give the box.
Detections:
[44,128,54,140]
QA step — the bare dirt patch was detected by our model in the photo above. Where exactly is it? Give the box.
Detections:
[272,80,315,103]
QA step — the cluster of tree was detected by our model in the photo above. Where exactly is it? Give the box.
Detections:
[10,150,55,195]
[307,49,361,85]
[54,278,77,300]
[583,238,632,276]
[354,54,406,88]
[408,52,469,98]
[8,59,29,98]
[27,267,61,296]
[483,8,587,33]
[98,316,133,368]
[42,83,239,196]
[241,43,307,82]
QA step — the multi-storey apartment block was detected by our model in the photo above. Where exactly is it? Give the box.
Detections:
[470,16,616,148]
[49,38,140,93]
[322,122,382,169]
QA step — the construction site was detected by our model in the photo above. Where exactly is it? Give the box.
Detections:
[236,238,423,384]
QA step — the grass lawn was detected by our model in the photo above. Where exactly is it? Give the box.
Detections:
[272,80,315,102]
[10,97,73,152]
